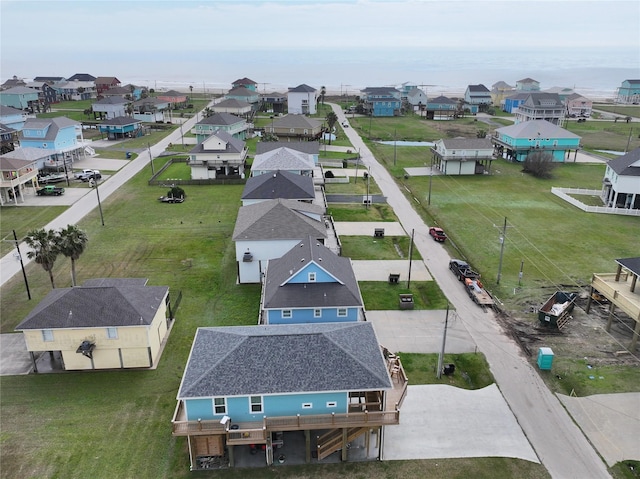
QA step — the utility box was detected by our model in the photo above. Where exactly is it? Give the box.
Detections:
[399,294,414,310]
[537,347,554,371]
[389,273,400,284]
[374,228,385,238]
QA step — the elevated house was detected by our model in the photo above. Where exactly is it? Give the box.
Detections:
[212,98,253,117]
[188,129,248,180]
[491,81,514,106]
[514,93,564,125]
[564,93,593,118]
[25,81,58,107]
[103,86,133,99]
[157,90,188,108]
[287,84,317,115]
[0,105,27,130]
[503,92,529,114]
[232,198,327,283]
[132,97,169,123]
[601,147,640,210]
[94,76,121,94]
[32,76,65,85]
[431,138,495,175]
[0,155,39,205]
[231,77,258,91]
[92,96,131,120]
[0,124,18,154]
[255,141,319,163]
[425,95,457,120]
[360,87,401,117]
[67,73,96,82]
[266,114,322,140]
[0,86,40,111]
[261,92,287,114]
[98,116,143,140]
[0,147,54,174]
[54,80,96,101]
[464,84,492,111]
[171,322,407,469]
[15,278,172,372]
[586,257,640,350]
[251,147,315,177]
[19,117,87,168]
[406,87,428,113]
[492,119,581,162]
[241,170,316,206]
[515,78,541,92]
[225,86,260,107]
[616,79,640,104]
[260,238,364,324]
[193,113,248,142]
[1,75,27,90]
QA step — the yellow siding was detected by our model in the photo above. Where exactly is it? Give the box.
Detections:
[121,347,152,368]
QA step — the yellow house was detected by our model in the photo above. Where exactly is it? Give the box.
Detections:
[15,278,171,372]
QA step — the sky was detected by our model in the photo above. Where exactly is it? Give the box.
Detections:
[1,0,639,92]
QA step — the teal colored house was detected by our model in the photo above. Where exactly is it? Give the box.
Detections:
[226,86,260,105]
[171,322,406,469]
[232,77,258,92]
[361,87,401,117]
[0,86,40,111]
[492,120,581,162]
[261,238,364,324]
[99,116,143,140]
[0,105,26,130]
[193,113,247,142]
[617,79,640,104]
[425,95,457,119]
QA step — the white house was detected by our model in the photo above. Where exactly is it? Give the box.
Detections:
[189,130,247,179]
[287,84,317,115]
[602,147,640,210]
[431,138,495,175]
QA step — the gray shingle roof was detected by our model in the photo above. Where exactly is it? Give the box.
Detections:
[256,141,319,155]
[262,237,362,309]
[198,112,244,126]
[441,138,493,150]
[213,98,251,109]
[468,84,490,93]
[272,114,322,129]
[232,199,326,241]
[288,84,316,93]
[616,257,640,275]
[241,170,315,201]
[189,129,246,154]
[100,116,141,126]
[607,147,640,176]
[0,156,36,170]
[0,147,52,162]
[495,120,580,139]
[1,86,39,95]
[428,95,456,105]
[0,105,24,116]
[93,96,130,105]
[252,147,315,172]
[177,322,391,398]
[15,279,169,330]
[21,117,80,141]
[227,86,256,97]
[523,92,562,106]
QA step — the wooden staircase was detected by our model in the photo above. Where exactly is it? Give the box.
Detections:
[316,427,369,461]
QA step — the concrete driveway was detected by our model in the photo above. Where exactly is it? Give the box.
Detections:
[0,334,32,375]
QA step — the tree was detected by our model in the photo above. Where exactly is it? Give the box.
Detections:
[325,111,338,145]
[57,225,89,287]
[203,107,213,118]
[522,151,556,179]
[320,86,326,105]
[189,85,193,94]
[25,228,60,289]
[476,129,487,138]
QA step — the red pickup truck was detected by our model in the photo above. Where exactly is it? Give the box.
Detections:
[429,227,447,242]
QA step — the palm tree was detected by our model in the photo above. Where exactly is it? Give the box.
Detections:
[320,86,326,106]
[25,228,60,289]
[325,111,338,145]
[57,225,88,287]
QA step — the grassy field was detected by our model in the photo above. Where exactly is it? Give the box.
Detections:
[360,281,449,310]
[0,206,68,256]
[340,235,422,260]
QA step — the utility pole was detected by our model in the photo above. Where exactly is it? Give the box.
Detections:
[12,230,31,300]
[354,148,360,183]
[428,154,434,205]
[393,128,397,166]
[407,229,414,289]
[436,304,450,379]
[148,142,155,175]
[496,217,508,284]
[92,174,104,226]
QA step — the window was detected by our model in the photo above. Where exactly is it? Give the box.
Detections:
[213,397,227,414]
[308,272,316,282]
[106,327,118,339]
[302,403,313,409]
[314,309,322,318]
[326,401,337,408]
[337,308,347,317]
[281,310,292,319]
[250,396,263,413]
[42,329,54,342]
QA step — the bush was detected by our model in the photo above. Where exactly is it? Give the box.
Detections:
[522,151,556,179]
[168,186,185,198]
[325,170,335,178]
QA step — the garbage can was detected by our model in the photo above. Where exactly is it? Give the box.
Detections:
[126,152,132,159]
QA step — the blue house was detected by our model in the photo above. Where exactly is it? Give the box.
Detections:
[99,116,143,140]
[464,84,492,111]
[617,79,640,104]
[492,120,581,162]
[261,238,364,324]
[502,92,529,113]
[0,86,40,111]
[0,105,27,130]
[171,322,406,469]
[193,112,248,142]
[226,86,260,106]
[19,117,84,169]
[425,95,457,120]
[360,87,401,117]
[232,77,258,92]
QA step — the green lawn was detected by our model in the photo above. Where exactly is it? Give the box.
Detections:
[359,281,448,310]
[398,352,495,389]
[327,204,398,222]
[340,236,421,260]
[324,175,382,195]
[0,206,68,256]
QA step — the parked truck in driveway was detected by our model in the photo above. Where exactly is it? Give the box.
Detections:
[36,185,65,196]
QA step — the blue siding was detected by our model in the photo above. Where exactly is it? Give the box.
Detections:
[288,263,335,284]
[268,307,358,324]
[185,398,213,420]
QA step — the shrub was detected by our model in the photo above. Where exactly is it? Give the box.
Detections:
[168,186,185,198]
[522,151,556,179]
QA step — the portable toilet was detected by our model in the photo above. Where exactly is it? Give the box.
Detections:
[537,347,554,370]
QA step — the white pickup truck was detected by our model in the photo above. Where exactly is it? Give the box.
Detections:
[74,169,102,181]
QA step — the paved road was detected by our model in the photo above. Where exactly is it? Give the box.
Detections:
[0,104,212,288]
[330,103,612,479]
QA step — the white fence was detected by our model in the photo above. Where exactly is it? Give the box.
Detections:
[551,187,640,216]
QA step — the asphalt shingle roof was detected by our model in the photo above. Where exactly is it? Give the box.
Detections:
[262,237,362,309]
[607,147,640,176]
[496,120,580,140]
[21,117,80,142]
[0,147,52,162]
[272,114,322,129]
[198,112,244,126]
[241,170,315,201]
[15,279,168,330]
[177,322,391,398]
[288,84,316,93]
[213,98,251,109]
[441,138,493,150]
[100,116,141,126]
[232,199,326,241]
[252,147,315,172]
[256,141,319,155]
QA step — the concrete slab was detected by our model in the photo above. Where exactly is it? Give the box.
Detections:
[383,384,539,463]
[334,221,407,236]
[12,186,93,206]
[352,260,431,281]
[368,309,476,354]
[557,392,640,466]
[0,334,32,375]
[404,167,438,176]
[72,157,130,171]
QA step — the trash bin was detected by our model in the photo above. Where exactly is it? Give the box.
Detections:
[537,347,554,370]
[126,152,132,159]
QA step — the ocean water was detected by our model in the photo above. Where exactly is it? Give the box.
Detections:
[115,46,637,100]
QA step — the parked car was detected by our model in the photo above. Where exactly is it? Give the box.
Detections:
[75,169,101,181]
[429,227,447,242]
[36,185,65,196]
[158,195,184,204]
